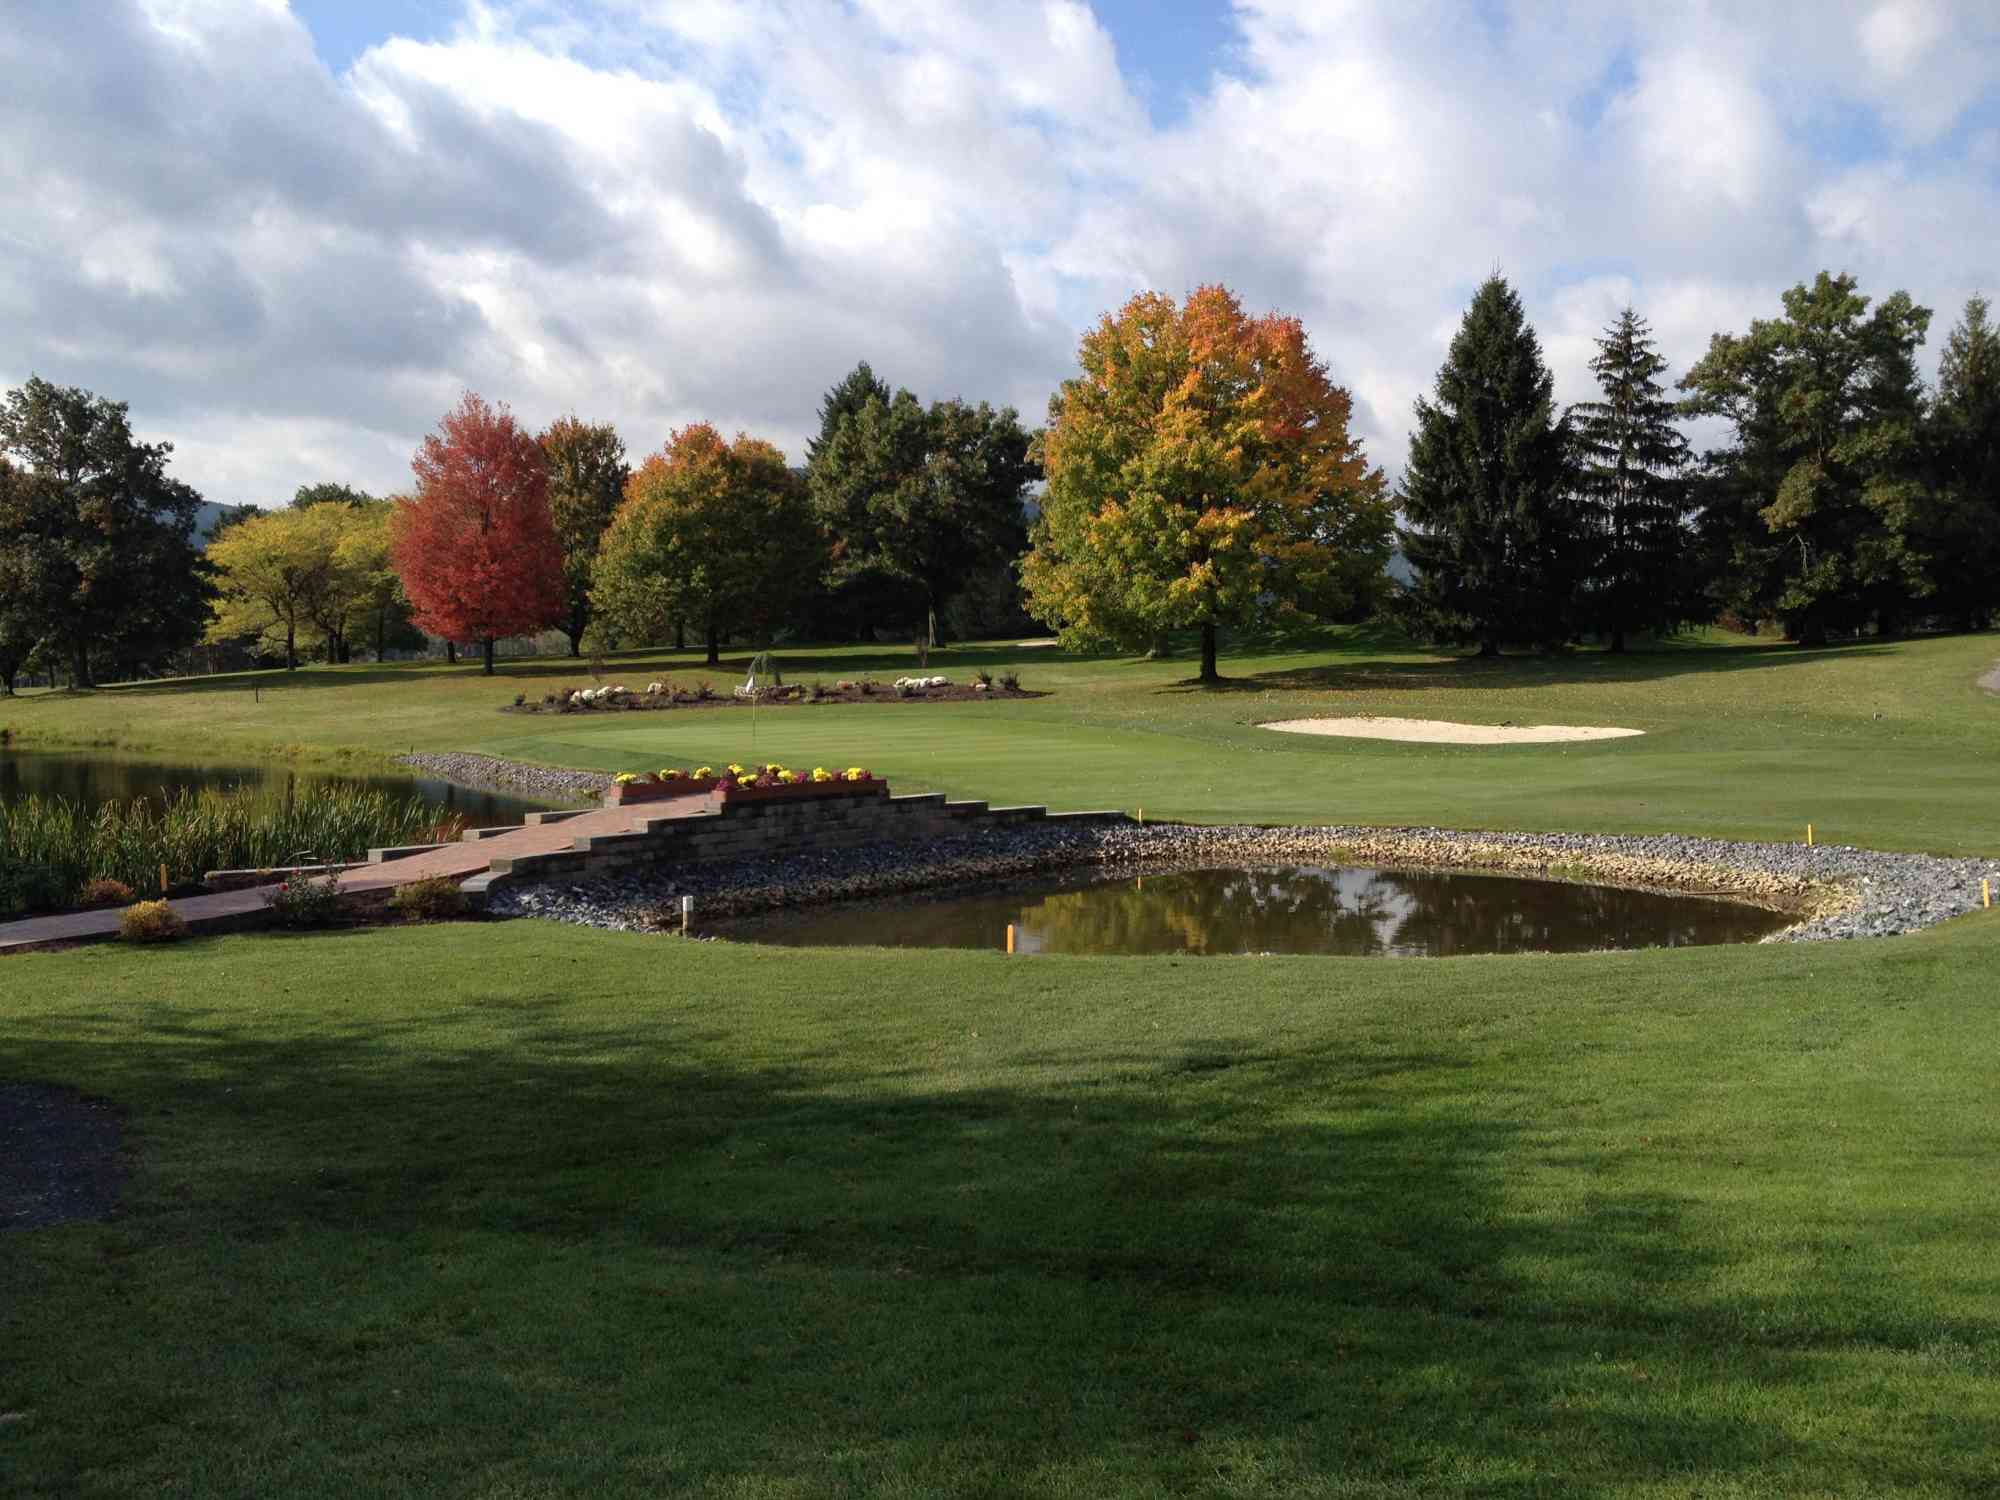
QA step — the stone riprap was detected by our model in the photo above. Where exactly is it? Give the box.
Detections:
[488,819,2000,946]
[397,751,612,802]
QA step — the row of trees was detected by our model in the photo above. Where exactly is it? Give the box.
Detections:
[1396,272,2000,651]
[234,371,1041,677]
[10,265,1993,695]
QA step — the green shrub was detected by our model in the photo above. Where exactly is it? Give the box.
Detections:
[263,876,344,928]
[389,877,468,921]
[119,900,186,943]
[999,671,1020,692]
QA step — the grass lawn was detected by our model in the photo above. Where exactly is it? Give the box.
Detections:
[6,626,2000,852]
[4,918,1999,1496]
[4,626,2000,1495]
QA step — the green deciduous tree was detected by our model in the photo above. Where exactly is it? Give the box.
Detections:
[1396,275,1580,656]
[592,424,823,665]
[206,505,344,669]
[808,375,1038,656]
[291,481,375,510]
[539,416,631,657]
[1679,272,1932,644]
[1022,286,1390,682]
[1567,307,1694,651]
[1922,294,2000,630]
[0,376,214,687]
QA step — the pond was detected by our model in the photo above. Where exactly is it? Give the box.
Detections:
[718,864,1794,957]
[0,748,563,830]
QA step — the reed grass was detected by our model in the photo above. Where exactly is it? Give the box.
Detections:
[0,785,462,915]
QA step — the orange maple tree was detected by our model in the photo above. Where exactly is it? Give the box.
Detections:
[391,393,566,674]
[1022,285,1391,682]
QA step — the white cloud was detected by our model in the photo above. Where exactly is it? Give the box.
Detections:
[1,0,1996,509]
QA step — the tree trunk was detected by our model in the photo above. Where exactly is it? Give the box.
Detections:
[675,619,686,652]
[1609,629,1627,654]
[566,623,583,658]
[376,607,387,662]
[483,637,496,676]
[1199,621,1219,683]
[285,624,297,671]
[446,641,457,664]
[705,619,720,667]
[71,643,93,689]
[1477,638,1499,658]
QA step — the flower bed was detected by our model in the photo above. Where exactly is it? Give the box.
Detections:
[602,763,885,807]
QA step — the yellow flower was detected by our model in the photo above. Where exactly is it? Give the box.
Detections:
[693,765,714,779]
[811,767,833,782]
[727,762,746,775]
[614,772,639,784]
[661,768,684,780]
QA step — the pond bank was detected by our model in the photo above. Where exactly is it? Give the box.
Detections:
[395,751,613,803]
[490,819,2000,945]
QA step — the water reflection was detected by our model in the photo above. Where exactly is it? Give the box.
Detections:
[0,749,563,830]
[720,864,1793,957]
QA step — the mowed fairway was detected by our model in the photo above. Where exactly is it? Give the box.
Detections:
[4,626,2000,1496]
[8,627,2000,851]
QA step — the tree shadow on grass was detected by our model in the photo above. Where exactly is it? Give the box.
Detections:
[1155,639,1895,696]
[5,997,1994,1495]
[47,642,1119,704]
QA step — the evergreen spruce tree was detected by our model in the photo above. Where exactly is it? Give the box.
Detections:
[1396,275,1579,655]
[1567,307,1693,651]
[805,362,892,467]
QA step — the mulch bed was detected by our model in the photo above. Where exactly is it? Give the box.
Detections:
[501,684,1046,715]
[1,1082,127,1231]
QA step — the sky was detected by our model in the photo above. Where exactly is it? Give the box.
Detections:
[3,0,1997,508]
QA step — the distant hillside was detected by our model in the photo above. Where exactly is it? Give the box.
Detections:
[192,500,254,545]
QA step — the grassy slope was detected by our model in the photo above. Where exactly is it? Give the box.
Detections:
[4,918,1998,1497]
[6,627,1999,853]
[4,628,2000,1495]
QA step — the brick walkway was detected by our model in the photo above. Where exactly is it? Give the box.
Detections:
[0,795,714,955]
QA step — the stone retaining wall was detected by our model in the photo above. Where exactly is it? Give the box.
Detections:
[460,792,1123,906]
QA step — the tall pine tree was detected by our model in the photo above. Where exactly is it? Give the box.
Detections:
[1396,276,1578,655]
[1567,307,1693,651]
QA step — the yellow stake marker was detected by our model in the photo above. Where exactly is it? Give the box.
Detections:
[1005,923,1016,955]
[1137,806,1144,825]
[1807,824,1814,848]
[1984,878,1992,910]
[160,862,169,895]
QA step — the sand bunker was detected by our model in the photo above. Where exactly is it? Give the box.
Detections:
[1262,716,1645,745]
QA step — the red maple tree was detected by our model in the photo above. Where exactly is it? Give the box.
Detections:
[392,393,567,674]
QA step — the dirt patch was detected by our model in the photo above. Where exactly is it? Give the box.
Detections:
[1,1082,126,1231]
[1261,716,1645,745]
[1980,657,2000,694]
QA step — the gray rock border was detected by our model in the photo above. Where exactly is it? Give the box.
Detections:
[489,818,1999,947]
[397,751,612,803]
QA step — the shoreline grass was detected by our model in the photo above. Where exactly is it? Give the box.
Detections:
[0,786,462,916]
